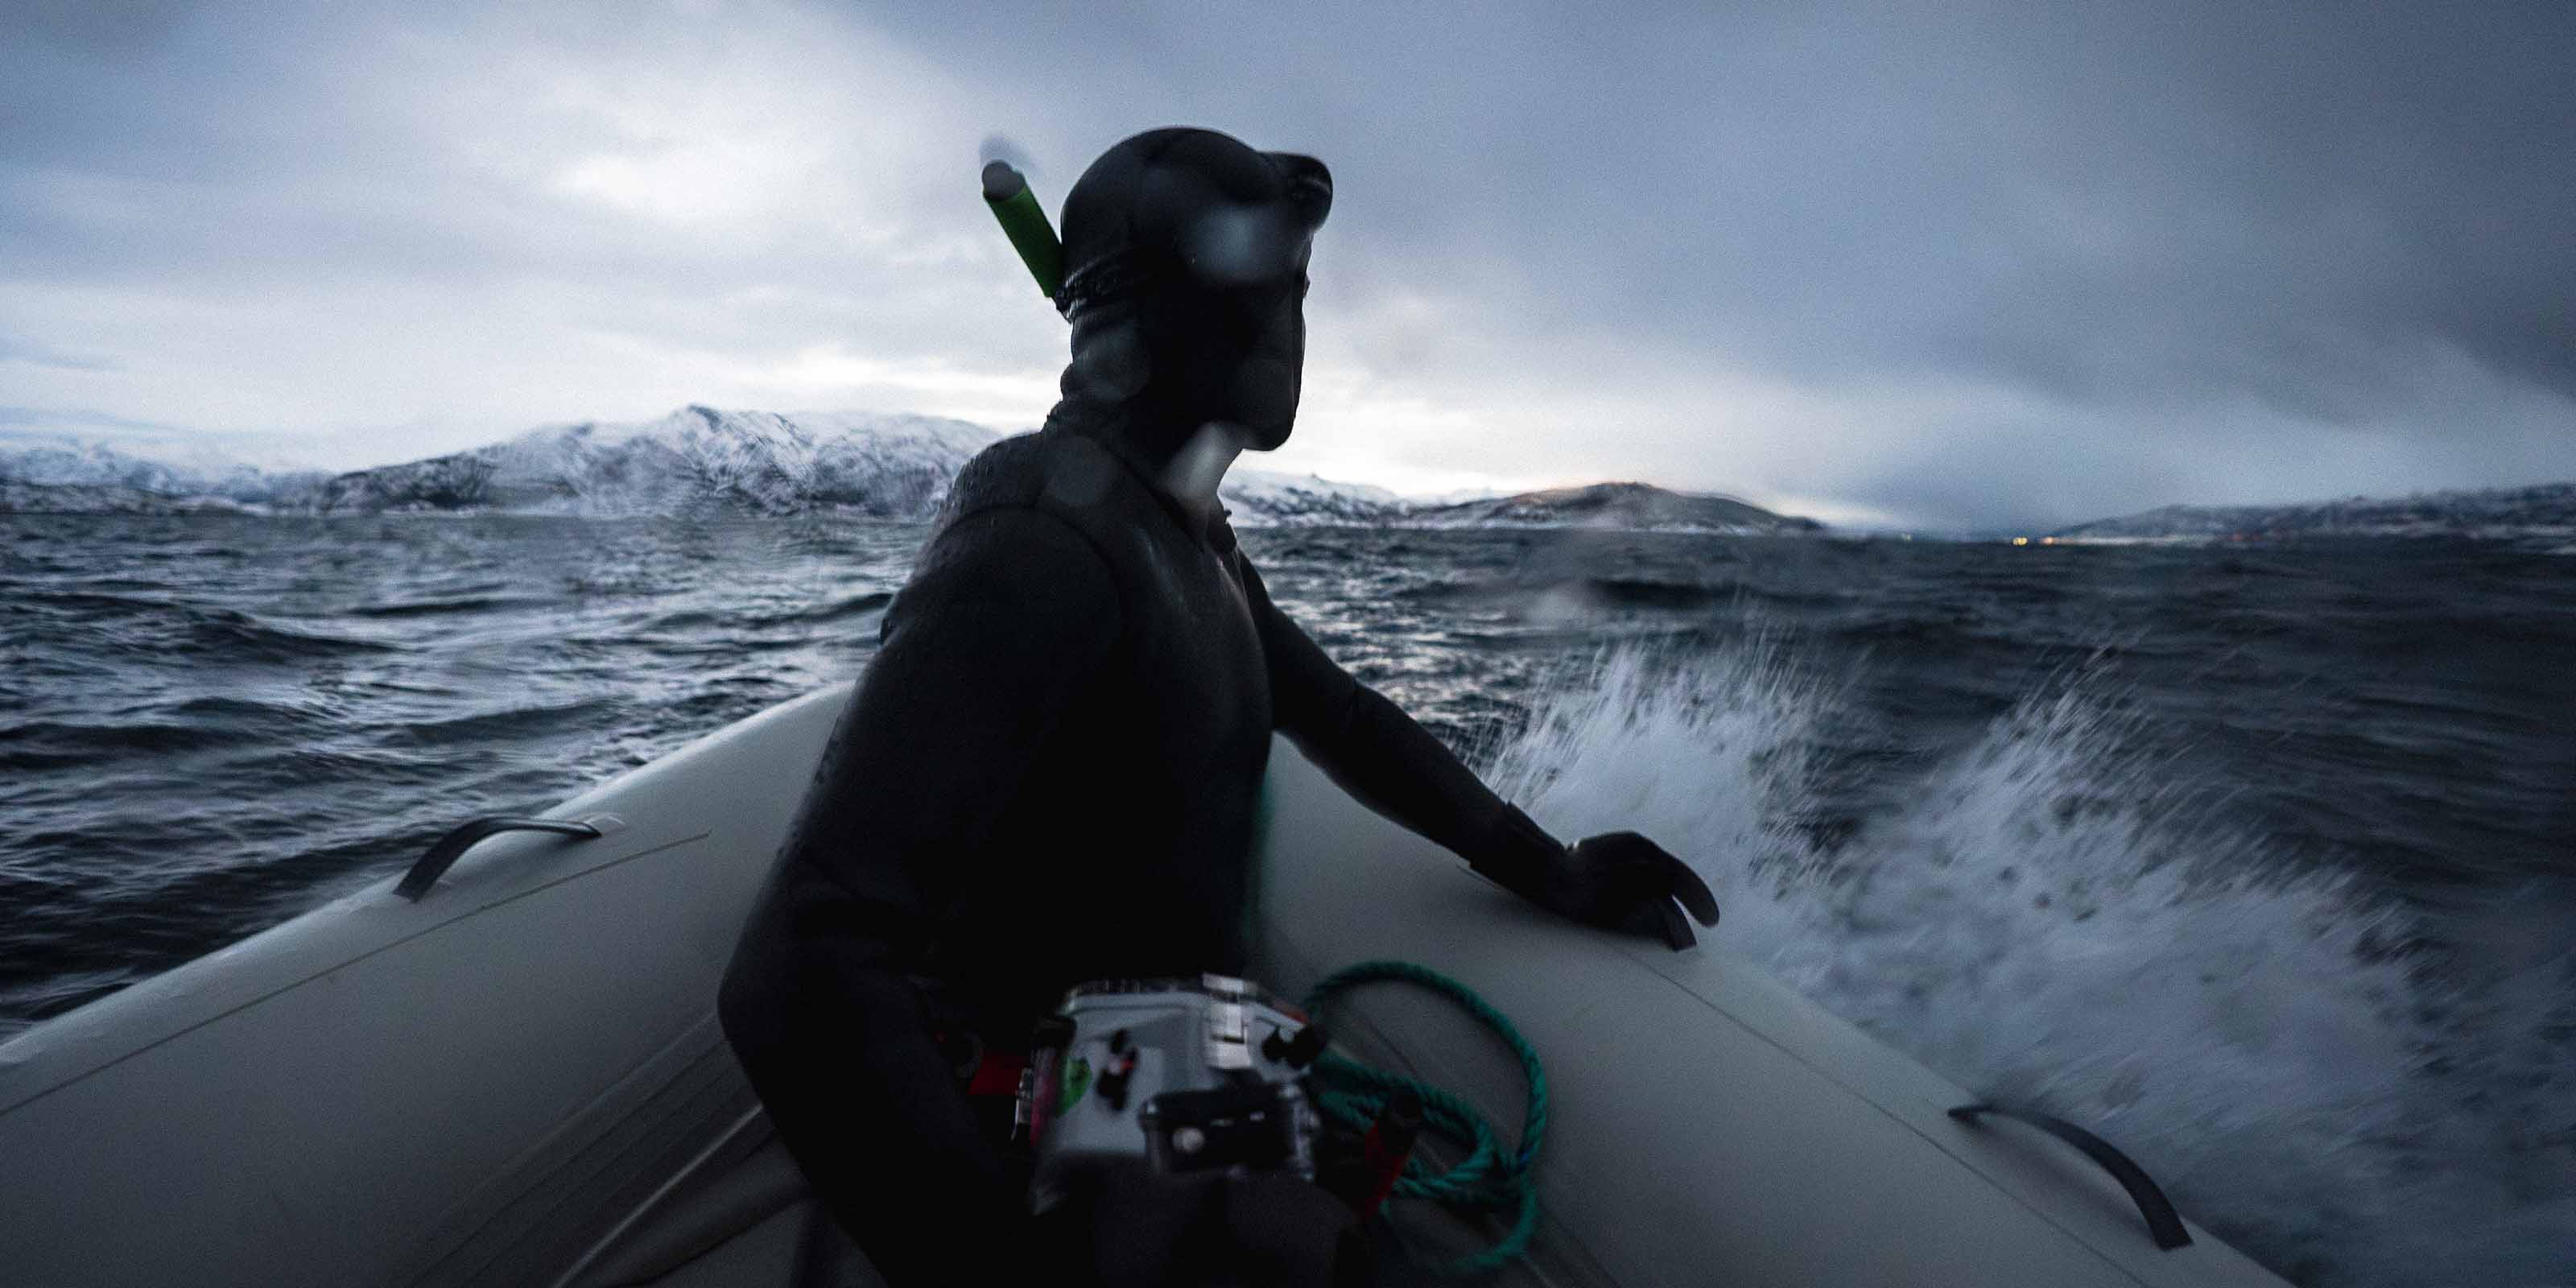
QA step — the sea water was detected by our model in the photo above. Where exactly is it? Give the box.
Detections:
[3,514,2570,1286]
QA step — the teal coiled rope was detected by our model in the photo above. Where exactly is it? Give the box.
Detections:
[1301,960,1549,1276]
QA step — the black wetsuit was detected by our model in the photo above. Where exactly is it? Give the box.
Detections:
[717,408,1563,1283]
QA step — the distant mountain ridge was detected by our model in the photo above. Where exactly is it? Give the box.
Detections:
[2052,481,2576,545]
[0,435,332,514]
[1406,481,1823,534]
[0,407,1819,533]
[291,407,995,519]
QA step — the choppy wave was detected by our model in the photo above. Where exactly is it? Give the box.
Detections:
[770,588,894,624]
[0,514,918,1039]
[1402,576,1736,613]
[22,590,400,663]
[345,593,565,618]
[1487,645,2576,1288]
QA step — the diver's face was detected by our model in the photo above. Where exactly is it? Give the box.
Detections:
[1223,232,1311,451]
[1232,262,1309,452]
[1168,201,1315,451]
[1061,266,1306,455]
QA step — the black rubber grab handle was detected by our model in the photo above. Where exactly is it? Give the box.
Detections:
[396,816,602,901]
[1949,1103,2193,1251]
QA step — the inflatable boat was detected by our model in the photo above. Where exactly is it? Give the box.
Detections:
[0,683,2293,1286]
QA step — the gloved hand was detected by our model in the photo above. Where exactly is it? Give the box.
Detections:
[1476,819,1720,951]
[1545,832,1721,950]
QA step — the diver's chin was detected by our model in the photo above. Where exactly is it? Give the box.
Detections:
[1228,358,1300,451]
[1205,414,1291,452]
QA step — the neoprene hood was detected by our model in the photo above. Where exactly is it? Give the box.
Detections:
[1055,127,1332,460]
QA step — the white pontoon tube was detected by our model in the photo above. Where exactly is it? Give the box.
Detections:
[0,683,2292,1286]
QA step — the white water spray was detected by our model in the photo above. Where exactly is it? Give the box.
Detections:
[1483,645,2575,1288]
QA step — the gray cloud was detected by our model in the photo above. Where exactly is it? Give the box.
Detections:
[0,406,180,434]
[838,2,2576,526]
[5,0,204,57]
[0,335,120,372]
[2,0,2569,528]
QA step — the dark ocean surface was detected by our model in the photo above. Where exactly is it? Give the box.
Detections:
[3,514,2571,1286]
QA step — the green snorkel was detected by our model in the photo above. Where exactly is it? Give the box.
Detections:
[981,160,1064,303]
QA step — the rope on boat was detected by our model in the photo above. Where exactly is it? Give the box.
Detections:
[1303,960,1549,1276]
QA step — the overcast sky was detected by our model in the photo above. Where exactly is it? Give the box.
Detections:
[4,1,2570,529]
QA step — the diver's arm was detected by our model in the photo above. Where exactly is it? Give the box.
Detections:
[719,506,1120,1284]
[1238,558,1562,873]
[1241,556,1717,949]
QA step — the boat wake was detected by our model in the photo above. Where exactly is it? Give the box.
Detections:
[1484,645,2575,1288]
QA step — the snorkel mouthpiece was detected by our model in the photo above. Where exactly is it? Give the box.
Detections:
[981,160,1065,301]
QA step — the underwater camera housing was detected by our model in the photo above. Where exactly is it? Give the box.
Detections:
[1020,974,1328,1215]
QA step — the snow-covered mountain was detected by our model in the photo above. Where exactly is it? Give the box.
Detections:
[0,407,1823,533]
[286,407,1001,519]
[2054,481,2576,546]
[0,409,1426,526]
[0,432,330,510]
[1402,481,1822,535]
[1221,469,1410,526]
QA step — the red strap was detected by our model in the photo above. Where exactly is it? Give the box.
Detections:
[1352,1090,1425,1220]
[964,1049,1029,1098]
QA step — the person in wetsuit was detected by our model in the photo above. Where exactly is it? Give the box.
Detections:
[717,126,1718,1285]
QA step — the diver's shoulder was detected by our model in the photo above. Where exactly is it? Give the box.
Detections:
[939,429,1135,530]
[919,431,1113,566]
[941,431,1053,514]
[905,442,1124,625]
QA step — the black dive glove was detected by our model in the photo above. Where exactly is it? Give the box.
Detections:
[1474,812,1721,952]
